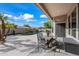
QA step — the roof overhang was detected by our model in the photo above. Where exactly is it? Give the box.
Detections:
[36,3,76,22]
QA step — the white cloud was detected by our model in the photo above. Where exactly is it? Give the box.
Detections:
[4,14,13,18]
[40,14,47,18]
[4,13,35,22]
[4,13,34,19]
[25,19,37,22]
[13,16,19,19]
[13,13,34,20]
[22,14,34,19]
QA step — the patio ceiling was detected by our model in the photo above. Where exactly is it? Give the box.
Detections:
[36,3,76,20]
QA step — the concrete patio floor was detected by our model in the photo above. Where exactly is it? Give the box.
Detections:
[0,34,38,56]
[0,34,77,56]
[28,48,76,56]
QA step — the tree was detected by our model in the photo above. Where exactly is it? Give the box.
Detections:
[6,23,17,28]
[0,13,9,44]
[43,21,51,29]
[24,24,31,28]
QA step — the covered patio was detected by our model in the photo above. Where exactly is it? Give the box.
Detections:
[36,3,79,55]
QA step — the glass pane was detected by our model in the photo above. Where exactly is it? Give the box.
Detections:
[78,4,79,39]
[72,8,76,38]
[68,16,70,35]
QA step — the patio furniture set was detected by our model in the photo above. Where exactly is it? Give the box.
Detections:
[37,30,64,52]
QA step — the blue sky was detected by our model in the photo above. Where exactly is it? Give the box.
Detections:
[0,3,48,27]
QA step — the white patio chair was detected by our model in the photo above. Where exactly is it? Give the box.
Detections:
[37,32,48,51]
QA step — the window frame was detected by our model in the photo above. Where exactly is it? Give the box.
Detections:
[67,7,77,39]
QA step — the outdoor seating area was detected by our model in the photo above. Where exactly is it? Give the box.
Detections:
[37,30,65,53]
[28,33,76,56]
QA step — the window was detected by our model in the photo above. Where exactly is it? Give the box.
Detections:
[68,8,76,38]
[72,8,76,38]
[68,16,71,35]
[78,4,79,39]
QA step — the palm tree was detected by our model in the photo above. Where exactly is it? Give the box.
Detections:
[0,13,9,44]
